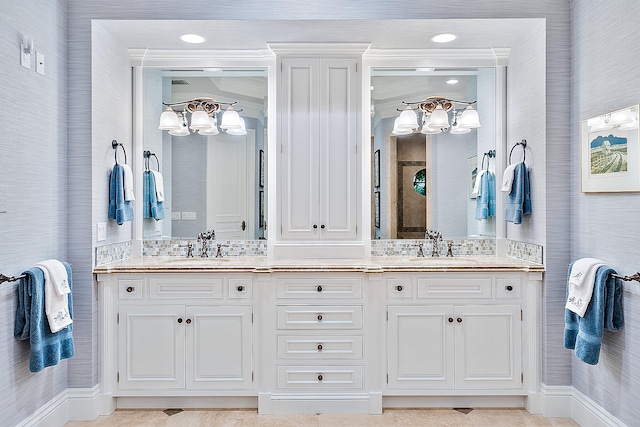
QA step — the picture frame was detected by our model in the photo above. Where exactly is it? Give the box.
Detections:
[581,105,640,192]
[374,149,380,188]
[259,190,264,228]
[259,149,265,188]
[468,155,478,199]
[374,191,380,229]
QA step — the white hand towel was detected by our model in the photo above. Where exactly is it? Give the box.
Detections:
[35,260,72,333]
[151,170,165,202]
[472,170,487,195]
[565,258,606,317]
[121,163,135,201]
[501,163,518,192]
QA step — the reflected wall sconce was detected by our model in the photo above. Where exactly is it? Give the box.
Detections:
[158,97,247,137]
[392,96,481,136]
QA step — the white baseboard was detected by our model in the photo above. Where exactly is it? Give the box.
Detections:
[16,390,68,427]
[67,385,115,421]
[539,384,626,426]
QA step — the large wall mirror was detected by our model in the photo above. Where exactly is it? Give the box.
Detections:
[142,67,268,241]
[371,67,497,240]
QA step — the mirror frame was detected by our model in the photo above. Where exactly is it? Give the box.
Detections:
[361,48,509,244]
[129,49,277,246]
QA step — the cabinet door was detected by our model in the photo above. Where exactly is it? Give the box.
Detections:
[454,304,522,390]
[387,305,454,389]
[280,57,320,240]
[118,305,185,390]
[318,58,358,240]
[185,306,253,390]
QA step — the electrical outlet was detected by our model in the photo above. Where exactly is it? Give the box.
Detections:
[36,52,44,75]
[182,211,197,220]
[171,211,182,220]
[97,222,107,241]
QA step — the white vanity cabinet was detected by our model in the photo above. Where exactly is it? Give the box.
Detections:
[385,273,533,395]
[278,56,360,241]
[99,273,255,398]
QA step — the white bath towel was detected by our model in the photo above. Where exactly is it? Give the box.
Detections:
[121,163,135,201]
[151,170,165,202]
[501,163,519,192]
[566,258,606,317]
[472,170,487,196]
[35,260,72,333]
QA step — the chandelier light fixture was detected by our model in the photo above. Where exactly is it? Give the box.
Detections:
[158,97,247,137]
[392,96,481,136]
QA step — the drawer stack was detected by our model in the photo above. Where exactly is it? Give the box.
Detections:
[275,276,365,392]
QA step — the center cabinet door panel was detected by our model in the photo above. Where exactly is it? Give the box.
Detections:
[280,57,358,240]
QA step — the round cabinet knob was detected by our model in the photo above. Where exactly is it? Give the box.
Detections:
[186,319,192,324]
[126,286,133,293]
[457,317,463,323]
[506,285,514,291]
[320,224,325,229]
[177,318,183,324]
[317,314,323,321]
[317,285,323,292]
[317,374,323,381]
[313,224,318,229]
[448,317,454,323]
[395,285,403,292]
[317,344,323,351]
[237,285,245,292]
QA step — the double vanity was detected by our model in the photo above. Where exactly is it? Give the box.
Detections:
[95,255,543,414]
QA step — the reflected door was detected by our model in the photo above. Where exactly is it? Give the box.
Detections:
[206,130,256,240]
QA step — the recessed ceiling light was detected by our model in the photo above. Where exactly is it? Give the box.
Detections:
[446,79,459,85]
[179,33,206,44]
[431,33,458,43]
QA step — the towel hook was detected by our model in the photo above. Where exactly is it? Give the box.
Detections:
[508,139,527,165]
[112,140,127,165]
[143,150,160,171]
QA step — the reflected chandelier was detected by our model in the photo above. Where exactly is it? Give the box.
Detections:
[392,96,481,136]
[158,97,247,136]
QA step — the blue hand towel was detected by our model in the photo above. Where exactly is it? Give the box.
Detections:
[143,170,165,220]
[564,264,624,365]
[475,171,496,220]
[14,262,75,372]
[108,164,135,225]
[504,162,531,224]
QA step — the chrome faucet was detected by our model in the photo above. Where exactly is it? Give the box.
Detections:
[186,241,195,258]
[214,243,229,258]
[197,229,216,257]
[425,229,442,257]
[415,242,425,257]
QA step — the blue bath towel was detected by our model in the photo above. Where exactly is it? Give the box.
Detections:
[108,164,135,225]
[504,162,531,224]
[14,262,74,372]
[143,170,164,220]
[564,264,624,365]
[475,171,496,220]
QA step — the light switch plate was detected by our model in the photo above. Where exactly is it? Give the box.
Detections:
[182,211,197,220]
[20,44,30,69]
[36,52,44,75]
[171,211,181,220]
[97,222,106,241]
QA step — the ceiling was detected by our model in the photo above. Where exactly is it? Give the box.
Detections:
[99,19,538,51]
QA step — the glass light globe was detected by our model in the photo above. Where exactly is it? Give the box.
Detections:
[392,117,414,135]
[158,106,181,130]
[428,105,450,129]
[458,105,481,128]
[189,108,212,130]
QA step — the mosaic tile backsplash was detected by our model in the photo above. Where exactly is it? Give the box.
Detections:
[95,240,133,266]
[143,239,268,257]
[371,238,496,257]
[506,239,543,264]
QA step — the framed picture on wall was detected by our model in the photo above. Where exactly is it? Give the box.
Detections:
[374,191,380,228]
[468,155,478,199]
[581,105,640,192]
[259,149,265,188]
[374,149,380,188]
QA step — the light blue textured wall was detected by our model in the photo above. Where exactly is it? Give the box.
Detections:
[570,1,640,425]
[0,1,68,425]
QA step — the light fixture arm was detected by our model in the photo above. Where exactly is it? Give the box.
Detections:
[162,98,239,115]
[402,97,477,114]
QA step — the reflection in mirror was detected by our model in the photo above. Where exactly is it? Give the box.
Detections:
[371,68,496,240]
[143,68,268,240]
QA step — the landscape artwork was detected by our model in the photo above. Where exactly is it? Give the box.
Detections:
[589,133,628,175]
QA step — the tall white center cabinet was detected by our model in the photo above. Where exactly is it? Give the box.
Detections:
[273,44,367,258]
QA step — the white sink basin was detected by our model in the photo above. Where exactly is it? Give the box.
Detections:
[408,257,479,265]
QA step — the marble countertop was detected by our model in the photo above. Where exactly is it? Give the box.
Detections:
[94,255,544,274]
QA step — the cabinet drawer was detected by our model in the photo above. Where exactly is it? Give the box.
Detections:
[228,278,253,299]
[277,365,363,389]
[277,277,362,299]
[118,279,143,300]
[277,335,363,359]
[387,277,413,299]
[277,305,363,330]
[149,276,223,299]
[416,277,492,299]
[495,277,522,300]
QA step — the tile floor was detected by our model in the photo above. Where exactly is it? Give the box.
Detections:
[64,408,580,426]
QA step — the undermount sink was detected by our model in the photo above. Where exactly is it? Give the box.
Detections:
[165,257,231,265]
[408,257,479,265]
